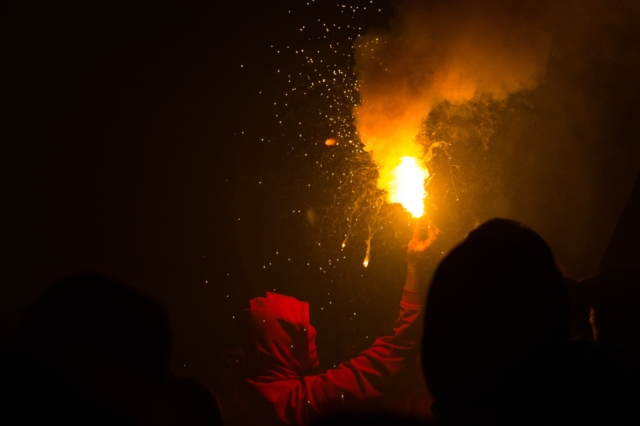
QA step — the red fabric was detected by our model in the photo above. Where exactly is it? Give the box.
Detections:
[235,289,425,425]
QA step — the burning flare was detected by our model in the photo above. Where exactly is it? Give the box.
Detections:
[388,156,429,218]
[353,0,553,221]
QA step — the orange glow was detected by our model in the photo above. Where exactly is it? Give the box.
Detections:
[387,156,429,218]
[325,138,337,146]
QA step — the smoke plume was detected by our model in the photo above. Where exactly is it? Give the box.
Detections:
[354,0,640,276]
[354,0,558,193]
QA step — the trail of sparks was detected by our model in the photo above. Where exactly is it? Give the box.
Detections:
[266,1,411,270]
[249,1,468,275]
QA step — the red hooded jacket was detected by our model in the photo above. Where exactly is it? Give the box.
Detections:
[230,289,425,425]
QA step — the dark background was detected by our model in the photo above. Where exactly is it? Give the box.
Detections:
[2,0,639,391]
[1,0,406,389]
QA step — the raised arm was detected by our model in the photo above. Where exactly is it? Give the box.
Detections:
[299,220,440,423]
[405,219,440,292]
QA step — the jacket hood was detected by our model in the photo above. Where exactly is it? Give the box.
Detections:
[239,292,319,379]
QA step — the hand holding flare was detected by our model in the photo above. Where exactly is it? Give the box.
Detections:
[405,218,440,292]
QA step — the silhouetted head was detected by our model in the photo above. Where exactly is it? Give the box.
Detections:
[588,269,640,357]
[422,219,569,405]
[24,273,171,381]
[238,292,319,378]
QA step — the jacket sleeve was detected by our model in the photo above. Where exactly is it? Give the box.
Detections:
[302,288,425,421]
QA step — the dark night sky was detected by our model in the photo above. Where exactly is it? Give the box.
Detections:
[1,0,301,381]
[2,0,403,387]
[2,0,639,390]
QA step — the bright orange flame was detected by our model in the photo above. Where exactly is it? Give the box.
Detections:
[387,156,429,218]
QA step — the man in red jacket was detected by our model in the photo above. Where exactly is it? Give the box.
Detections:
[228,222,439,425]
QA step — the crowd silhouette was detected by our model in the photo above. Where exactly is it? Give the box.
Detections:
[2,218,639,425]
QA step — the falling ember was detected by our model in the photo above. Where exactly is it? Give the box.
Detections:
[325,138,337,146]
[387,156,429,218]
[362,232,373,267]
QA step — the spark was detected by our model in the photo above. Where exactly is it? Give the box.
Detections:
[362,231,373,267]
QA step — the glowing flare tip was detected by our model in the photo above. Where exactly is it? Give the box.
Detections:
[388,156,429,218]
